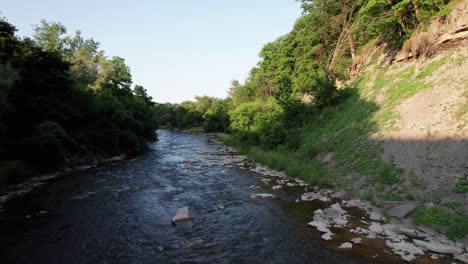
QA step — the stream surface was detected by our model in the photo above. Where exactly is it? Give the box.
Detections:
[0,129,373,264]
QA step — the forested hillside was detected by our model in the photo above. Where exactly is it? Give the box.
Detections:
[0,19,158,186]
[159,0,456,140]
[157,0,468,238]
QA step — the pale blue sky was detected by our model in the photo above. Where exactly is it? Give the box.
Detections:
[2,0,301,103]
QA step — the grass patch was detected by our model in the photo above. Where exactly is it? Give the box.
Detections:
[454,90,468,130]
[416,55,448,79]
[455,52,467,66]
[216,133,332,187]
[377,192,403,201]
[444,201,461,209]
[414,206,468,239]
[298,90,402,187]
[454,180,468,194]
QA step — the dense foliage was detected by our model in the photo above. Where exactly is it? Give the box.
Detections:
[161,0,452,150]
[156,96,232,132]
[0,19,158,185]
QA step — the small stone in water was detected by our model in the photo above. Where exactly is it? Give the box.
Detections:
[251,193,275,199]
[272,185,282,191]
[172,206,190,224]
[338,242,353,249]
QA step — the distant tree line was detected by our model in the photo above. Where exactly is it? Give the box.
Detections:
[0,19,158,185]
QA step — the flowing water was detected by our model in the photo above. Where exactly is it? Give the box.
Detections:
[0,130,393,264]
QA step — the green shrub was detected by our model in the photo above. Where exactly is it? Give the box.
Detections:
[414,206,468,239]
[29,121,74,167]
[229,98,285,148]
[454,180,468,193]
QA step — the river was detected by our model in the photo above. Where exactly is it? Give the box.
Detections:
[0,129,393,264]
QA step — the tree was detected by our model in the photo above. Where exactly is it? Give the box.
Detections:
[228,79,240,103]
[0,18,159,185]
[33,20,67,53]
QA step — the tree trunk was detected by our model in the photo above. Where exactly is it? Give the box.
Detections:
[348,34,356,62]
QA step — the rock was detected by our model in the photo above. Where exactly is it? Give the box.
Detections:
[351,238,363,245]
[307,219,330,233]
[259,178,272,184]
[387,203,418,219]
[286,182,297,187]
[276,180,287,185]
[295,178,306,186]
[430,254,439,260]
[369,207,383,221]
[316,225,331,233]
[455,253,468,263]
[342,199,366,208]
[385,240,424,261]
[352,227,369,235]
[330,203,347,214]
[331,190,347,199]
[322,153,334,163]
[172,206,190,223]
[413,239,464,255]
[308,213,330,233]
[367,232,377,239]
[301,192,321,201]
[321,232,334,241]
[324,208,342,219]
[401,254,416,262]
[382,224,417,237]
[369,222,384,235]
[332,218,348,226]
[272,185,282,191]
[251,193,275,199]
[38,210,48,215]
[193,238,204,245]
[338,242,353,249]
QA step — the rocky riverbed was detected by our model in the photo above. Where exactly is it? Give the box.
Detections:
[208,135,468,263]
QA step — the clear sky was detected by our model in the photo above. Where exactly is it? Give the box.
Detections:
[2,0,301,103]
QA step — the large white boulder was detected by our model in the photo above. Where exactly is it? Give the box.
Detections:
[413,239,464,255]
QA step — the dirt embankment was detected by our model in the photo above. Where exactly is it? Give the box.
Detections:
[354,0,468,207]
